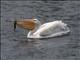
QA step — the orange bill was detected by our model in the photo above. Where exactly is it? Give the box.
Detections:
[14,19,36,31]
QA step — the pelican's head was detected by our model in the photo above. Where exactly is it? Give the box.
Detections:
[14,18,41,31]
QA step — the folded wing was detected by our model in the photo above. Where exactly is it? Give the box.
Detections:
[34,21,68,36]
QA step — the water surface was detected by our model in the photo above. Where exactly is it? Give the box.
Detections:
[1,1,80,60]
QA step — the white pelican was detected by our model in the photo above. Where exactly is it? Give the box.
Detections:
[14,18,70,38]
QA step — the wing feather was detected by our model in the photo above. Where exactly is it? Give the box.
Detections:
[33,21,66,36]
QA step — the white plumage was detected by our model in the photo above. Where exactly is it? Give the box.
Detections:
[27,19,70,38]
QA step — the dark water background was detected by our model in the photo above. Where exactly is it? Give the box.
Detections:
[1,1,80,60]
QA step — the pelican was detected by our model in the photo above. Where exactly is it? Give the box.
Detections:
[14,18,70,38]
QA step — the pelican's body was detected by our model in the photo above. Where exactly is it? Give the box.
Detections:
[14,18,70,38]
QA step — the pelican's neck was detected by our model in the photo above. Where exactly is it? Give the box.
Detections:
[27,20,41,37]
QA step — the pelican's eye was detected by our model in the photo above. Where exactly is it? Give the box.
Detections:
[33,19,38,23]
[33,20,37,21]
[33,19,37,21]
[33,19,40,24]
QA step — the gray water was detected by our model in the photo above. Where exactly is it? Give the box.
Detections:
[1,1,80,60]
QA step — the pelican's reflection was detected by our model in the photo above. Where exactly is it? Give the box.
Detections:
[27,38,43,48]
[13,37,69,50]
[13,38,43,48]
